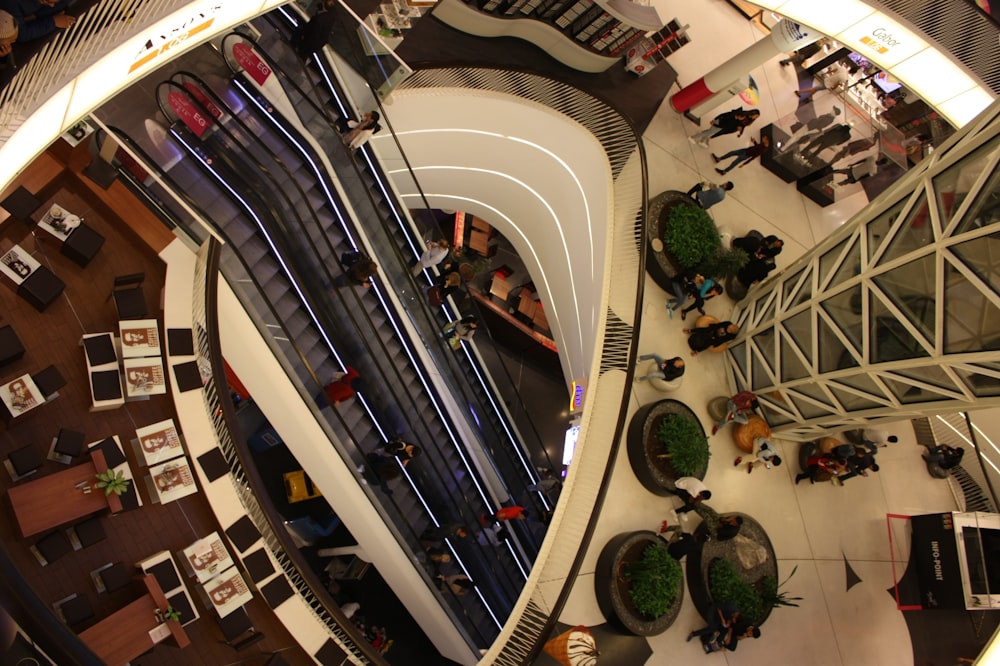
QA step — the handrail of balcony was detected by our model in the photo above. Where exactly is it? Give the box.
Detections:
[191,239,384,665]
[393,66,648,663]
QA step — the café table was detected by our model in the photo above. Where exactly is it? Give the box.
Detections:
[119,319,161,359]
[79,574,190,666]
[122,356,167,399]
[8,450,123,537]
[201,566,253,618]
[180,531,235,584]
[133,418,183,466]
[145,457,198,504]
[37,203,81,242]
[0,243,40,286]
[0,372,45,421]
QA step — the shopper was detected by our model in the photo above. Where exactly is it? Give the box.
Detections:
[713,135,770,175]
[342,110,382,151]
[323,366,363,407]
[687,180,734,210]
[674,477,711,514]
[684,321,739,355]
[689,108,760,147]
[484,505,528,524]
[686,603,740,649]
[734,437,781,473]
[713,390,758,434]
[412,238,451,275]
[0,0,74,43]
[795,453,844,484]
[733,233,783,260]
[0,10,15,62]
[923,444,964,469]
[436,574,475,596]
[291,0,337,57]
[339,249,377,288]
[635,354,685,382]
[420,523,470,544]
[668,271,721,320]
[443,315,478,347]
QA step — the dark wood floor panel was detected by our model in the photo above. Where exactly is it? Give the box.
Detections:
[0,158,312,665]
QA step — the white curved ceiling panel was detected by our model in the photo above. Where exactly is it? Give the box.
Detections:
[378,89,615,384]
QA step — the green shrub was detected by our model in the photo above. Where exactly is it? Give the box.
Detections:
[625,542,683,618]
[662,204,721,269]
[759,566,802,610]
[699,247,748,281]
[657,414,710,476]
[708,559,764,623]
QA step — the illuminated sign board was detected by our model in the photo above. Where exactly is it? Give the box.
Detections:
[570,377,587,413]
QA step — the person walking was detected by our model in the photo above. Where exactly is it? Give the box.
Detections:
[687,180,734,210]
[689,108,760,147]
[713,135,771,175]
[674,477,711,514]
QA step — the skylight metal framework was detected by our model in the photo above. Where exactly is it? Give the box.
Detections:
[728,100,1000,440]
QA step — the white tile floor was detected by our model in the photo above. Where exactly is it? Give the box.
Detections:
[557,6,962,664]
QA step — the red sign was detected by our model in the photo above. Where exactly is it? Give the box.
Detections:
[183,82,223,120]
[232,42,271,86]
[168,91,210,137]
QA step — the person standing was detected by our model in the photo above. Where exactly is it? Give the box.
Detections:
[412,238,450,275]
[0,0,74,43]
[831,155,887,186]
[482,505,528,524]
[323,366,362,407]
[443,315,478,347]
[713,136,771,175]
[687,180,734,210]
[291,0,337,57]
[674,477,711,514]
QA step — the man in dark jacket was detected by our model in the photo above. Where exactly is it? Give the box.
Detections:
[292,0,337,57]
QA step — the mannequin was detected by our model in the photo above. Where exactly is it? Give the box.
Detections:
[798,123,853,162]
[779,106,842,153]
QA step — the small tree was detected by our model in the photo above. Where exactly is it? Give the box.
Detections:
[625,542,683,618]
[657,414,710,476]
[662,204,721,269]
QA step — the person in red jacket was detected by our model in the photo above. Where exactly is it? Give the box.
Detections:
[795,454,844,484]
[482,505,528,525]
[323,366,361,407]
[712,391,758,435]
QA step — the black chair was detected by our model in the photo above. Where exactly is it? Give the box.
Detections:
[67,515,105,550]
[231,631,266,652]
[93,562,132,593]
[109,273,147,319]
[1,186,41,222]
[0,325,24,366]
[216,606,253,643]
[54,594,93,627]
[265,653,290,666]
[33,531,72,566]
[48,427,85,465]
[32,364,66,401]
[5,444,42,481]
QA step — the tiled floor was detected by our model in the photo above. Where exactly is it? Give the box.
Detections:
[550,6,969,665]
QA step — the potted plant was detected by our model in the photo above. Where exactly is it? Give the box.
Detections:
[627,399,709,495]
[95,469,130,496]
[163,606,182,622]
[594,531,685,636]
[658,413,711,477]
[662,203,721,270]
[699,247,748,283]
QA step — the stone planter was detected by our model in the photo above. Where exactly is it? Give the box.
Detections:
[645,190,693,293]
[594,531,684,636]
[627,399,707,496]
[686,513,778,626]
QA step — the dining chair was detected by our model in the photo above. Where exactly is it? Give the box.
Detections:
[32,530,72,566]
[67,515,106,550]
[5,444,42,481]
[53,594,94,627]
[109,272,147,319]
[48,427,85,465]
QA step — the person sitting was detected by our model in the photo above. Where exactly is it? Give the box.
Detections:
[684,321,740,356]
[715,515,744,541]
[795,453,844,484]
[734,437,781,473]
[0,0,74,43]
[712,390,758,435]
[635,354,685,383]
[674,477,711,514]
[733,233,783,260]
[923,444,964,470]
[687,603,741,652]
[736,255,776,289]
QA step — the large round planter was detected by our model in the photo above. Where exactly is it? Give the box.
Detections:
[686,513,778,626]
[595,531,684,636]
[627,399,707,495]
[645,190,693,293]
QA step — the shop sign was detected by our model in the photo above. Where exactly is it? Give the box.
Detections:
[911,513,965,610]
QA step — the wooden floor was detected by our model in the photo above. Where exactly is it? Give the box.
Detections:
[0,148,312,664]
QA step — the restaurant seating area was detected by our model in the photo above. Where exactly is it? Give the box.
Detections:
[0,146,312,665]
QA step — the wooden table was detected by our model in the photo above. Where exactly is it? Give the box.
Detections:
[8,450,122,537]
[80,574,190,666]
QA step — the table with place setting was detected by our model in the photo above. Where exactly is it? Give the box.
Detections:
[36,203,104,267]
